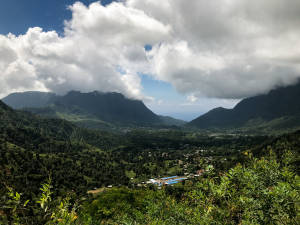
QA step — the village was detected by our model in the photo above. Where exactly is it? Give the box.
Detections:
[87,147,219,195]
[87,168,210,195]
[131,162,213,189]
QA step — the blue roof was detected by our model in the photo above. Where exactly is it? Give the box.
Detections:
[166,181,179,185]
[174,178,186,181]
[165,178,186,185]
[161,176,178,180]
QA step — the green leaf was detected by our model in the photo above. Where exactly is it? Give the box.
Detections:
[24,200,30,207]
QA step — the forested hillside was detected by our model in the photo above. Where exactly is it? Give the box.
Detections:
[1,131,299,224]
[0,100,128,195]
[0,100,299,224]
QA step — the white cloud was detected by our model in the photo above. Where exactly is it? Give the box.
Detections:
[146,97,239,121]
[187,94,197,103]
[1,0,300,102]
[0,1,170,99]
[129,0,300,99]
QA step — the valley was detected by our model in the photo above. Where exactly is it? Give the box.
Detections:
[1,1,300,224]
[0,89,299,224]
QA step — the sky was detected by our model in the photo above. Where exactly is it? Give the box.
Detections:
[0,0,300,121]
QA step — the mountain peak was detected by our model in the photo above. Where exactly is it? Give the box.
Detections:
[51,91,158,125]
[2,90,160,126]
[65,90,129,99]
[2,91,56,109]
[0,100,11,111]
[188,81,300,131]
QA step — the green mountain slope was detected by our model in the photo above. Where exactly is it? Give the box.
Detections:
[0,100,123,152]
[50,91,161,125]
[2,91,165,127]
[2,91,56,109]
[188,81,300,133]
[25,103,116,131]
[0,99,135,205]
[158,115,186,126]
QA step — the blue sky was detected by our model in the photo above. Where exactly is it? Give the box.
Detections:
[0,0,112,35]
[140,76,202,120]
[2,1,293,121]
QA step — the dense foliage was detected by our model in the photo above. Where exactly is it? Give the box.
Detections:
[81,151,299,225]
[1,148,299,224]
[1,100,299,224]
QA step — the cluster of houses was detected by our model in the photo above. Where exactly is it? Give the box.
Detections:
[88,169,209,194]
[148,176,187,186]
[146,169,205,187]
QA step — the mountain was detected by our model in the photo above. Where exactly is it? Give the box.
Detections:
[2,91,56,109]
[158,115,186,126]
[0,99,12,113]
[2,91,167,128]
[0,99,130,202]
[26,103,115,131]
[0,99,123,151]
[188,81,300,133]
[50,91,161,125]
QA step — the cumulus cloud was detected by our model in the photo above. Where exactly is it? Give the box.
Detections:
[1,0,300,101]
[0,1,170,98]
[129,0,300,98]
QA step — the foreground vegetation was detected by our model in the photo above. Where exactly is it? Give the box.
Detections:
[1,147,299,224]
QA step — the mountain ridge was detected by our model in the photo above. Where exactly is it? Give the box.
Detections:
[2,91,184,128]
[188,81,300,132]
[2,91,56,109]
